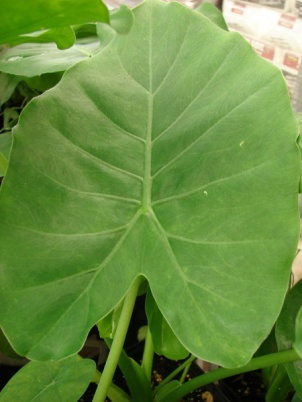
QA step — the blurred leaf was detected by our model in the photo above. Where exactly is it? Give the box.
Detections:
[146,291,189,360]
[254,328,278,386]
[105,338,153,402]
[0,0,109,46]
[110,5,134,35]
[23,72,63,93]
[0,355,95,401]
[7,27,76,50]
[276,281,302,399]
[0,328,21,358]
[97,301,123,339]
[196,3,228,31]
[0,38,102,77]
[265,364,293,402]
[2,109,19,130]
[297,113,302,193]
[154,381,181,402]
[96,23,117,48]
[294,306,302,359]
[292,393,302,401]
[0,73,21,106]
[0,133,12,176]
[74,24,98,39]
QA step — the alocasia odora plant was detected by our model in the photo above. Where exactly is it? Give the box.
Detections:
[0,0,301,401]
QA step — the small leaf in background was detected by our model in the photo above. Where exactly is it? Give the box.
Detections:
[0,132,12,177]
[110,5,134,35]
[195,2,228,31]
[254,328,278,387]
[0,328,21,358]
[6,27,76,50]
[154,380,182,402]
[292,393,302,402]
[294,306,302,359]
[265,364,293,402]
[146,291,189,360]
[0,73,21,107]
[97,301,123,339]
[296,113,302,193]
[0,355,95,402]
[276,281,302,399]
[23,72,63,93]
[0,38,102,77]
[104,341,153,402]
[0,0,109,46]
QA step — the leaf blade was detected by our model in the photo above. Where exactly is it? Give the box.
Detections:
[0,356,95,402]
[0,0,299,368]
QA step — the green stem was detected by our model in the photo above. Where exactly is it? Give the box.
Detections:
[77,355,131,401]
[160,349,300,402]
[153,354,196,397]
[179,358,193,384]
[92,277,141,402]
[91,369,131,402]
[141,327,154,381]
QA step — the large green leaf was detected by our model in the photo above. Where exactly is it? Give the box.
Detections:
[0,0,299,368]
[0,0,108,46]
[0,356,95,401]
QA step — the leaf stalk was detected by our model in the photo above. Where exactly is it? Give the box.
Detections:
[92,276,142,402]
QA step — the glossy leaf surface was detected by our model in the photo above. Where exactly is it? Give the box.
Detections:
[0,0,299,368]
[0,356,95,401]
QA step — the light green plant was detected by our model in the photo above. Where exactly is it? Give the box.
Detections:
[0,1,302,401]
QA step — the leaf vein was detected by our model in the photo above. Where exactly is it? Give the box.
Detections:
[152,78,273,180]
[54,127,143,182]
[31,164,141,205]
[152,44,239,145]
[153,160,269,205]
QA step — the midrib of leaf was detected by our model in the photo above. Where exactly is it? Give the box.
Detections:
[141,11,153,212]
[141,9,208,329]
[149,209,209,326]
